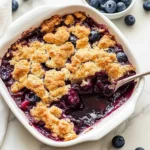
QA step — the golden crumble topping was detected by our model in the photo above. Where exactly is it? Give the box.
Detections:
[64,15,74,25]
[41,15,62,33]
[25,74,49,103]
[31,49,49,63]
[43,26,70,45]
[70,25,90,39]
[11,81,24,93]
[31,102,77,141]
[74,12,86,21]
[44,70,65,91]
[7,11,136,141]
[46,42,74,69]
[76,37,89,49]
[31,62,45,78]
[106,63,135,80]
[12,60,30,82]
[98,35,116,49]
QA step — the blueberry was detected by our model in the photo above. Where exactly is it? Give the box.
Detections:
[117,2,127,12]
[0,66,12,81]
[21,100,30,111]
[12,0,19,12]
[109,0,119,3]
[67,89,80,108]
[69,35,77,46]
[99,0,106,4]
[107,47,115,53]
[100,4,105,10]
[89,30,101,43]
[124,15,136,26]
[89,0,100,9]
[105,1,117,13]
[25,92,40,104]
[135,148,145,150]
[112,135,125,148]
[120,0,132,6]
[117,52,128,63]
[143,1,150,11]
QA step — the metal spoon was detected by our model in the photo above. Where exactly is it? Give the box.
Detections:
[114,71,150,92]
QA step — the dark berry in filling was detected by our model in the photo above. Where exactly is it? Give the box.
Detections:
[117,52,128,63]
[69,35,78,46]
[89,30,101,43]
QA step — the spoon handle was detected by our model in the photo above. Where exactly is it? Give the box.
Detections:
[115,71,150,92]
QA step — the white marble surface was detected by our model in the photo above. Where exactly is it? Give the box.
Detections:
[1,0,150,149]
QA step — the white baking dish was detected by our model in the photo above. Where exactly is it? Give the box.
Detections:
[0,4,144,147]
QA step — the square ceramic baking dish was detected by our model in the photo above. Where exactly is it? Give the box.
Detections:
[0,4,144,147]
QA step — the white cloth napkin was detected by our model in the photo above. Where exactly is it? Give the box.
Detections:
[0,0,11,146]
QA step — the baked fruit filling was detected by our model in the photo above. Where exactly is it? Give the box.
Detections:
[0,12,136,141]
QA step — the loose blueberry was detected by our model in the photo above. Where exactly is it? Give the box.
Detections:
[124,15,135,26]
[67,89,80,108]
[117,2,127,12]
[143,1,150,11]
[120,0,132,6]
[12,0,19,12]
[89,0,100,9]
[112,135,125,148]
[69,35,77,46]
[89,30,101,43]
[100,4,106,10]
[99,0,106,5]
[117,52,128,63]
[105,0,117,13]
[135,148,145,150]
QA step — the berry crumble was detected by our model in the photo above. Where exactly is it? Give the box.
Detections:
[0,12,136,141]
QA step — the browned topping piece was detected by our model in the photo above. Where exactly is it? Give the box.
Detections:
[76,37,89,49]
[106,63,135,80]
[70,25,90,39]
[98,35,116,49]
[49,105,62,118]
[41,15,62,33]
[9,45,36,65]
[31,62,45,78]
[31,49,49,63]
[64,15,74,25]
[70,61,100,81]
[74,12,86,21]
[44,69,70,102]
[11,81,24,93]
[43,26,70,45]
[44,70,65,91]
[31,102,77,141]
[25,74,49,103]
[46,42,74,69]
[12,60,30,82]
